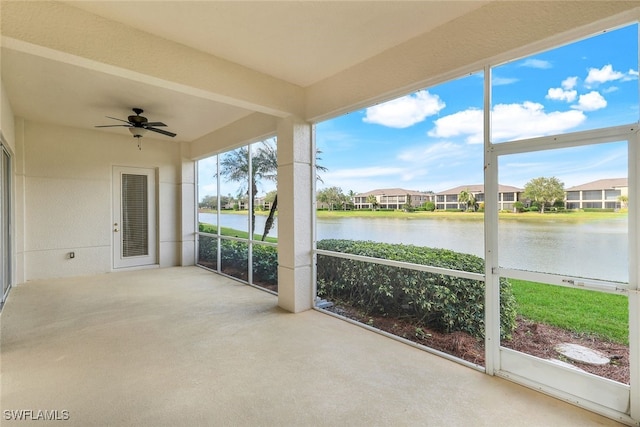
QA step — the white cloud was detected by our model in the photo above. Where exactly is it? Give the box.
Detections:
[622,69,639,82]
[572,91,607,111]
[363,90,445,128]
[327,166,405,179]
[562,76,578,90]
[397,141,468,164]
[520,58,552,69]
[198,183,218,201]
[585,64,624,86]
[546,87,577,102]
[602,86,619,94]
[319,166,418,193]
[427,108,483,144]
[429,102,586,143]
[492,77,519,86]
[492,103,585,141]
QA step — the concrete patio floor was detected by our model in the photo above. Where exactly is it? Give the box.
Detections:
[1,267,623,426]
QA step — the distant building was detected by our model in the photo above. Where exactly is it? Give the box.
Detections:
[565,178,627,210]
[435,184,523,211]
[254,196,272,211]
[353,188,434,210]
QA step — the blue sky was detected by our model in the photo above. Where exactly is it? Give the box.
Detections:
[199,23,638,201]
[316,23,639,194]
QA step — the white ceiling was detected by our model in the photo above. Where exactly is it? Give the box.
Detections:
[68,1,488,87]
[1,1,488,143]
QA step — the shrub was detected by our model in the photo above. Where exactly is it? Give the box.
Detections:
[198,233,278,287]
[253,244,278,284]
[513,201,524,213]
[220,239,248,272]
[316,239,517,339]
[197,234,217,268]
[423,201,436,212]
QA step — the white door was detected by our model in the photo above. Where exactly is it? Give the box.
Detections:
[113,167,157,269]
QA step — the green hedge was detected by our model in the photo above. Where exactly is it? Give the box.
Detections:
[197,234,278,286]
[316,239,517,339]
[253,243,278,283]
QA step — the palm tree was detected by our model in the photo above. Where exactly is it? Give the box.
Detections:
[458,189,477,212]
[218,140,276,236]
[618,194,629,209]
[347,190,356,210]
[366,194,378,211]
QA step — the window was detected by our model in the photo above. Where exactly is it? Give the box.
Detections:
[605,201,619,209]
[583,190,602,200]
[197,139,278,292]
[315,72,485,365]
[584,201,604,209]
[605,189,621,200]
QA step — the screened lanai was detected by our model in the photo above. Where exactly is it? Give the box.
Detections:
[2,1,640,425]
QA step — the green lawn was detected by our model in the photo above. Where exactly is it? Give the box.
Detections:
[199,223,278,244]
[509,279,629,344]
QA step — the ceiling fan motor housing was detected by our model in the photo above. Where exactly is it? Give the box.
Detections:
[128,108,148,126]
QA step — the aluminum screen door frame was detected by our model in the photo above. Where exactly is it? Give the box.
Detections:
[1,141,11,303]
[113,166,157,269]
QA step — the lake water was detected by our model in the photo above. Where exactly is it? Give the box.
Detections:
[200,212,629,283]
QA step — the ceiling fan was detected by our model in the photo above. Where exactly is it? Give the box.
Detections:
[95,108,176,148]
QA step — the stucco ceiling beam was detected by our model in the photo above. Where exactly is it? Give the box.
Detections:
[190,112,278,160]
[0,1,304,118]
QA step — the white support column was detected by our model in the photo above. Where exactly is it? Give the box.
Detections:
[180,142,196,266]
[277,116,314,313]
[628,130,639,421]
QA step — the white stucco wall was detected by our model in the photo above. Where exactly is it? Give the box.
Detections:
[21,121,184,281]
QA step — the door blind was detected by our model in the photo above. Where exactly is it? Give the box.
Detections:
[122,174,149,257]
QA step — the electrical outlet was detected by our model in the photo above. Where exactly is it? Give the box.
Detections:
[69,252,75,259]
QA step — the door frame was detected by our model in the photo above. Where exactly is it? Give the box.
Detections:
[0,135,12,306]
[112,166,158,269]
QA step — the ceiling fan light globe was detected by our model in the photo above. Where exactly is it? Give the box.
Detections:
[128,127,148,138]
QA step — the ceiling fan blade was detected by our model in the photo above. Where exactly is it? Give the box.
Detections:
[146,127,176,137]
[143,122,167,127]
[106,116,133,124]
[95,124,131,128]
